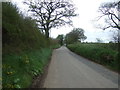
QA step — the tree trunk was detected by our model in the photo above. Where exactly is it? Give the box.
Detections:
[45,29,49,38]
[44,29,50,46]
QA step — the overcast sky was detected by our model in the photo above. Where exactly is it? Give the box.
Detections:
[11,0,118,42]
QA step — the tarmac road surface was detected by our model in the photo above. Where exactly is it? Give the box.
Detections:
[43,46,118,88]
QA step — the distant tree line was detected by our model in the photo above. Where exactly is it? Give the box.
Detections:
[56,28,87,46]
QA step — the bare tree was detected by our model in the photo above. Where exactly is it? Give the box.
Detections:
[97,1,120,30]
[24,0,77,38]
[111,30,120,43]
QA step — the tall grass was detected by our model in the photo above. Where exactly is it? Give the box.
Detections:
[3,48,52,88]
[67,43,119,71]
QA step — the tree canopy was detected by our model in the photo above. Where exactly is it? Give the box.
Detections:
[56,34,64,46]
[65,28,87,44]
[24,0,77,38]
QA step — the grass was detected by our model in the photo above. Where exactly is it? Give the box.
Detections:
[2,3,61,88]
[50,44,61,49]
[3,48,52,88]
[2,2,61,88]
[67,43,119,72]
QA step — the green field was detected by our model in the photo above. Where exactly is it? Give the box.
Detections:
[67,43,119,72]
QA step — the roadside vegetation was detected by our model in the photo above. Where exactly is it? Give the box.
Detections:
[2,2,59,88]
[3,48,52,88]
[2,0,120,88]
[64,27,119,72]
[67,43,119,72]
[64,2,119,71]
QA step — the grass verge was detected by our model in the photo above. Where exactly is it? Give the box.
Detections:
[3,48,52,88]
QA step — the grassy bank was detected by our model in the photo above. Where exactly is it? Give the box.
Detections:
[67,43,119,72]
[2,2,61,88]
[3,48,53,88]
